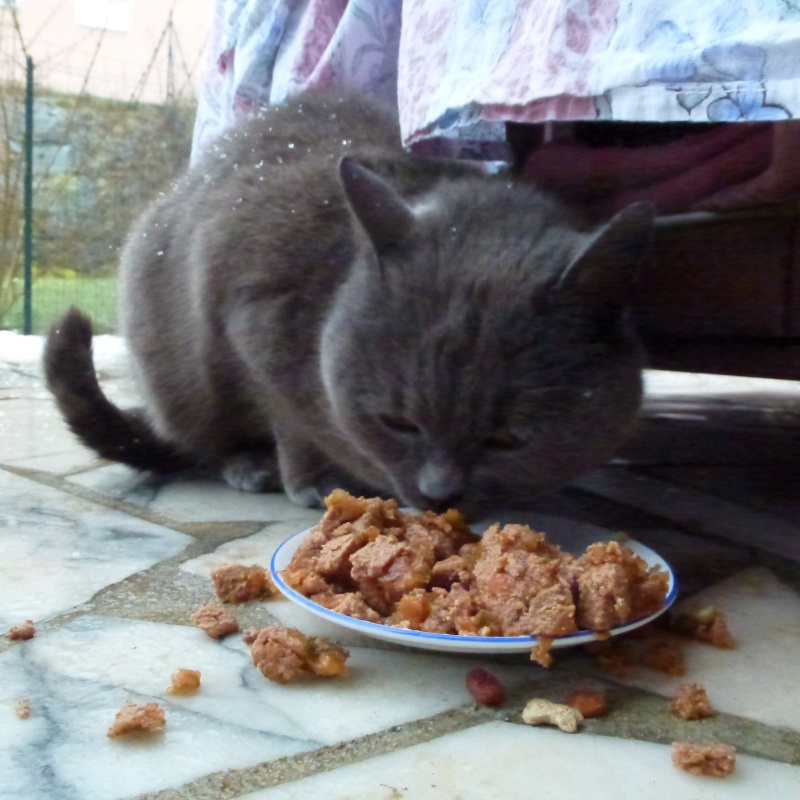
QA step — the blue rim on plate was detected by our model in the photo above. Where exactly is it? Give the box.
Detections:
[270,526,678,654]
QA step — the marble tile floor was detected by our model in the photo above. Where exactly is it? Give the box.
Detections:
[1,331,799,800]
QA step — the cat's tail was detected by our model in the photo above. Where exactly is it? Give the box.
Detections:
[43,307,196,473]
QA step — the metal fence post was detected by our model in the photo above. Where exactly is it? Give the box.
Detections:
[23,55,33,335]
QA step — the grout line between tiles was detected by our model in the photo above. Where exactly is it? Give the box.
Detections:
[131,675,800,800]
[0,463,205,534]
[134,705,502,800]
[0,462,293,542]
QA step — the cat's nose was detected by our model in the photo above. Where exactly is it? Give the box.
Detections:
[420,492,464,513]
[417,456,465,511]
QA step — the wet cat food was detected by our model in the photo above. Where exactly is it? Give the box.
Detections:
[282,490,670,639]
[672,606,735,649]
[247,625,349,684]
[7,620,35,640]
[167,668,201,695]
[191,602,240,639]
[212,563,278,603]
[671,742,736,777]
[107,702,166,738]
[669,682,714,720]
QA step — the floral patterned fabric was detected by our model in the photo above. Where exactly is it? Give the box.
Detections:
[192,0,800,161]
[192,0,401,159]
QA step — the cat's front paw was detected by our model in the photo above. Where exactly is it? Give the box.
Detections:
[284,472,380,509]
[285,483,325,509]
[221,450,281,493]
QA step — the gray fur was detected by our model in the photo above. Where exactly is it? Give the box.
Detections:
[60,91,654,515]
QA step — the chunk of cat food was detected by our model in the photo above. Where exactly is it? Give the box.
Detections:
[669,683,714,720]
[673,606,736,649]
[521,698,583,732]
[569,541,668,632]
[564,687,609,718]
[282,491,670,640]
[248,625,349,684]
[471,524,577,638]
[349,532,433,613]
[167,668,201,695]
[588,640,638,678]
[242,628,260,645]
[15,699,31,720]
[671,742,736,777]
[641,639,687,676]
[107,702,166,738]
[312,591,383,622]
[530,637,554,668]
[465,668,506,706]
[191,601,239,638]
[212,563,277,603]
[7,620,35,640]
[419,584,486,635]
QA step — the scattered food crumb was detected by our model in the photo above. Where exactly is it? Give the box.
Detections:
[7,620,35,640]
[15,699,31,720]
[521,698,583,733]
[673,606,735,649]
[248,625,349,684]
[530,637,554,668]
[191,601,240,639]
[671,742,736,777]
[589,640,637,678]
[167,668,201,695]
[242,628,259,645]
[564,687,609,718]
[211,563,278,603]
[589,616,730,681]
[670,683,714,721]
[641,639,686,676]
[465,668,506,706]
[107,702,166,738]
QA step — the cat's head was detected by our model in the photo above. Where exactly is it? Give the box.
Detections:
[320,158,653,516]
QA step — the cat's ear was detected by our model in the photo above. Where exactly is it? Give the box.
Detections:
[556,202,654,319]
[339,157,415,254]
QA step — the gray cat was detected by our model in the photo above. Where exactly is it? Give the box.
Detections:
[44,90,653,516]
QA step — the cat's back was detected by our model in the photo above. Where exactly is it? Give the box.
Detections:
[192,90,403,183]
[119,93,400,322]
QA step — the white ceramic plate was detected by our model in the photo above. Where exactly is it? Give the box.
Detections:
[270,519,677,655]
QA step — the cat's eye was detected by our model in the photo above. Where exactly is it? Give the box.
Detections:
[379,414,421,435]
[481,431,525,451]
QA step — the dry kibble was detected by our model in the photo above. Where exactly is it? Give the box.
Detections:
[465,668,506,706]
[670,683,714,721]
[167,668,201,695]
[564,688,609,718]
[7,620,35,641]
[672,742,736,777]
[521,698,583,733]
[107,702,166,738]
